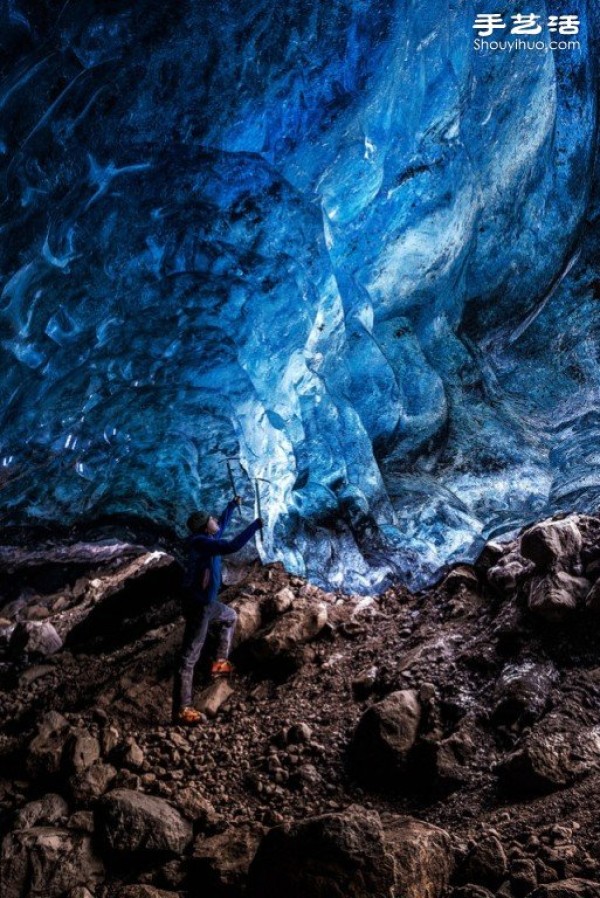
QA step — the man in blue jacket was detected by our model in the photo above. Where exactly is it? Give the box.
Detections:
[173,495,262,725]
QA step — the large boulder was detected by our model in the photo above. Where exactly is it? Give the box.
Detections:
[265,586,295,615]
[434,722,477,787]
[350,689,421,787]
[520,518,583,570]
[247,805,395,898]
[247,805,451,898]
[487,552,534,595]
[191,827,260,894]
[230,594,263,647]
[69,761,118,804]
[0,827,103,898]
[475,540,506,572]
[492,662,557,725]
[26,711,72,779]
[510,857,539,896]
[383,815,453,898]
[9,621,63,658]
[63,549,178,647]
[14,794,69,830]
[528,571,589,622]
[63,730,101,776]
[247,599,328,674]
[497,726,600,794]
[97,789,193,854]
[442,566,480,594]
[458,833,509,889]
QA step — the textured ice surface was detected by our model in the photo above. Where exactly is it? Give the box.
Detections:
[0,1,599,590]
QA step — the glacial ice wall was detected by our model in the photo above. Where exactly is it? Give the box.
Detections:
[0,0,599,590]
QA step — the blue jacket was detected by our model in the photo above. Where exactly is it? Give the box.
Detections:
[182,499,261,606]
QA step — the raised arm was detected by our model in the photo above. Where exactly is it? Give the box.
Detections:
[217,498,238,536]
[190,519,261,556]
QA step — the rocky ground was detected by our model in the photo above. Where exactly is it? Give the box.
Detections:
[3,514,600,897]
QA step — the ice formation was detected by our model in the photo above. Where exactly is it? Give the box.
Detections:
[0,0,598,590]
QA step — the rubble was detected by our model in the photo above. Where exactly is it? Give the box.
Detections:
[1,514,600,896]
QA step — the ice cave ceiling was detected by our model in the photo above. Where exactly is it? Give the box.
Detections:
[0,0,599,591]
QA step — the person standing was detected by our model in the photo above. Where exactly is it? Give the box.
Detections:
[173,496,262,725]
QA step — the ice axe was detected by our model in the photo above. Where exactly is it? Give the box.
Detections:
[254,477,271,545]
[225,456,243,519]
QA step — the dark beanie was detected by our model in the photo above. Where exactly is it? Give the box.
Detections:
[187,510,210,533]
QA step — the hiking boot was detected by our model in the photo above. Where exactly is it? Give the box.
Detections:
[211,659,234,678]
[177,707,205,726]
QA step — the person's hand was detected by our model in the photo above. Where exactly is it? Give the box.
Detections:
[233,495,242,506]
[256,517,264,529]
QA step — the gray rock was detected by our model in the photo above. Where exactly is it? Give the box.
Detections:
[435,723,476,786]
[350,689,421,787]
[172,786,219,829]
[69,761,117,804]
[352,667,379,699]
[197,680,234,718]
[296,763,320,785]
[266,586,295,615]
[122,738,145,769]
[26,711,71,778]
[192,827,260,893]
[248,599,328,673]
[419,682,437,704]
[64,730,101,775]
[521,517,583,570]
[101,724,120,756]
[475,540,506,571]
[0,827,104,898]
[14,794,69,830]
[97,789,193,854]
[510,857,538,896]
[442,566,479,593]
[528,571,589,622]
[9,621,63,658]
[492,662,557,725]
[459,834,508,889]
[247,805,395,898]
[230,594,263,647]
[496,882,517,898]
[0,541,145,570]
[19,664,55,686]
[383,815,453,898]
[67,811,95,833]
[487,552,534,595]
[287,722,312,744]
[498,725,600,794]
[63,549,176,645]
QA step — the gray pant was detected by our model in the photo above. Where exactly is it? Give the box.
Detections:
[175,601,237,710]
